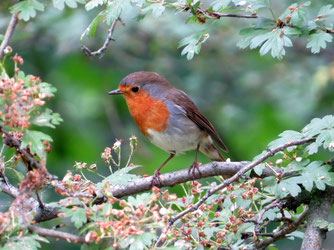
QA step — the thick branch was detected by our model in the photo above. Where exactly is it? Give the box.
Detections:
[28,225,85,244]
[0,13,19,59]
[300,193,332,250]
[108,160,287,199]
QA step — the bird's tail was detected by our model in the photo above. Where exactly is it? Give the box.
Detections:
[200,137,225,161]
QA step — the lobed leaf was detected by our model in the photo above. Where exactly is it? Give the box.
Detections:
[32,108,63,128]
[53,0,85,11]
[10,0,44,21]
[306,32,333,54]
[21,130,52,158]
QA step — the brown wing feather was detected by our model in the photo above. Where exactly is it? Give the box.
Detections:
[167,89,228,153]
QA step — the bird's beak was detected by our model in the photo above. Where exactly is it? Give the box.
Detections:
[108,89,123,95]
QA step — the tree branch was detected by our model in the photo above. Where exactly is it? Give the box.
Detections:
[0,13,19,59]
[200,9,259,19]
[1,126,44,171]
[254,198,283,234]
[256,208,309,249]
[155,138,314,247]
[28,225,85,244]
[301,192,332,250]
[107,161,288,199]
[0,172,19,198]
[81,18,123,57]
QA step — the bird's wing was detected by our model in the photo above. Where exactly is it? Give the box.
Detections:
[167,89,228,153]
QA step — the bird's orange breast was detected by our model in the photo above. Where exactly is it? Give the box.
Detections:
[122,90,169,136]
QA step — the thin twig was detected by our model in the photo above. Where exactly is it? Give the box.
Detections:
[254,199,283,234]
[0,13,19,59]
[1,126,44,171]
[0,172,19,198]
[200,9,259,19]
[155,138,314,247]
[256,208,309,249]
[81,18,122,57]
[28,225,86,244]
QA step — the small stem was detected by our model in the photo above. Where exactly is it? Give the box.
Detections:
[265,162,278,176]
[80,170,88,181]
[125,148,134,168]
[268,0,277,21]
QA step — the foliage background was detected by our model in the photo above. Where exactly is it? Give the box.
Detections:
[0,0,334,249]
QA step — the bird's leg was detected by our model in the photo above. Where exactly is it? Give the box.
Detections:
[151,153,175,187]
[36,190,44,208]
[188,144,201,180]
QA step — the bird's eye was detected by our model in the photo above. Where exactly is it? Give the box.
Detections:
[131,86,139,93]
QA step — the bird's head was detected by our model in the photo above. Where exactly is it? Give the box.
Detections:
[108,71,171,99]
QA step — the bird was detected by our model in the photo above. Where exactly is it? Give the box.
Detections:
[108,71,228,186]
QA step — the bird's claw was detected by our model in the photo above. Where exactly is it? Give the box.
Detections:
[188,161,201,180]
[151,171,162,187]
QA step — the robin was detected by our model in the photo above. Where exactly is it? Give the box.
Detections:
[108,71,228,186]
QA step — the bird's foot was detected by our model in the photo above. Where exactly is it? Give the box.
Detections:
[151,170,162,187]
[188,161,202,180]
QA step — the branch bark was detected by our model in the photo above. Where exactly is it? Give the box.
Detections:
[81,18,123,57]
[300,193,332,250]
[256,208,309,249]
[107,160,287,199]
[155,138,314,247]
[28,225,85,244]
[0,13,19,59]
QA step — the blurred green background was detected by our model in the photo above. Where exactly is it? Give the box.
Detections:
[1,0,334,249]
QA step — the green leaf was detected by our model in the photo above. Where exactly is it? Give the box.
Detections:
[21,130,52,158]
[262,207,279,220]
[85,0,105,11]
[249,29,293,59]
[103,166,141,186]
[237,28,268,49]
[283,26,302,36]
[306,32,333,54]
[302,115,334,137]
[253,163,265,176]
[32,109,63,128]
[104,0,131,25]
[53,0,84,10]
[60,207,87,228]
[318,5,334,18]
[2,234,49,250]
[268,130,304,151]
[81,12,105,40]
[279,2,310,26]
[245,0,269,12]
[178,31,209,60]
[301,162,334,190]
[10,0,44,21]
[277,177,301,197]
[151,3,165,18]
[7,168,25,182]
[38,82,57,97]
[127,193,151,208]
[212,0,232,11]
[302,115,334,154]
[314,219,329,229]
[120,233,156,250]
[328,224,334,231]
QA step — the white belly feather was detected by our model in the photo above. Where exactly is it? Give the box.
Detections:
[147,128,204,154]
